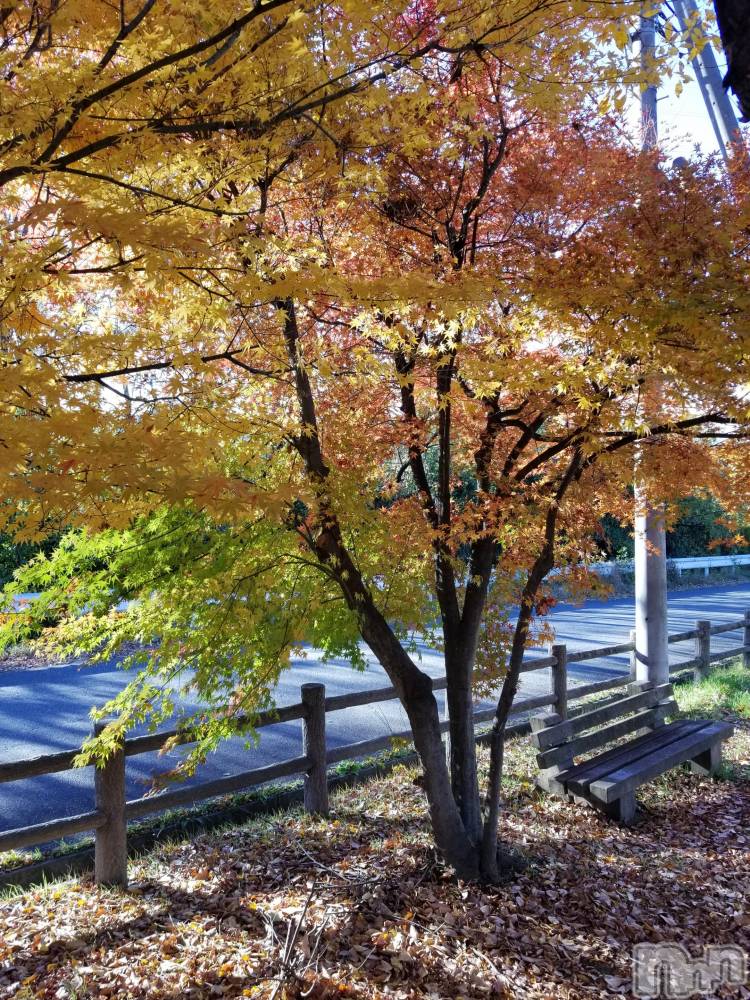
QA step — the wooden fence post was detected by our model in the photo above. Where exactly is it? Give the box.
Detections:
[744,609,750,670]
[695,620,711,681]
[301,683,329,816]
[93,722,128,887]
[550,643,568,720]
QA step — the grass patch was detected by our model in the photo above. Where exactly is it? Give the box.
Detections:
[673,661,750,782]
[0,848,41,870]
[675,660,750,720]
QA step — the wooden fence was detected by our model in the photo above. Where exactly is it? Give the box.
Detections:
[1,610,749,886]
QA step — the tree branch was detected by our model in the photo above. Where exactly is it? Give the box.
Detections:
[64,349,275,384]
[593,412,735,462]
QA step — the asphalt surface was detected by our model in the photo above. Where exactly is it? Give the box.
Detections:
[1,582,748,834]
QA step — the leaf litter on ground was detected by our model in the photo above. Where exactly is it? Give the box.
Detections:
[0,724,748,999]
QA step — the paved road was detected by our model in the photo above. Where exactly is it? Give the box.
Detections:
[1,583,748,834]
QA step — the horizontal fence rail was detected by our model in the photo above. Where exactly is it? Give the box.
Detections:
[1,609,748,885]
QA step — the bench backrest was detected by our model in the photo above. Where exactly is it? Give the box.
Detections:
[530,682,676,770]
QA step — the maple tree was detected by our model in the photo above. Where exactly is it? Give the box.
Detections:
[1,1,748,881]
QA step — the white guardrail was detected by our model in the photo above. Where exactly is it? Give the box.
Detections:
[590,554,750,578]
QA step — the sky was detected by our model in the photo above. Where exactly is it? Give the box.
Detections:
[661,72,723,157]
[618,16,750,168]
[656,51,745,160]
[641,28,747,162]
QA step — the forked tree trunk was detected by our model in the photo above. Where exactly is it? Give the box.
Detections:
[281,295,524,881]
[359,609,480,879]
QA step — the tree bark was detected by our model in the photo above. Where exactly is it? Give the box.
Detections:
[359,607,480,879]
[444,635,482,845]
[480,601,531,880]
[448,535,497,846]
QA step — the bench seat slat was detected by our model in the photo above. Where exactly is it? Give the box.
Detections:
[582,721,733,804]
[559,720,701,790]
[531,684,673,752]
[537,701,677,769]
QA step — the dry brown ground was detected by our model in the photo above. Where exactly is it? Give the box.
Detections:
[1,722,749,1000]
[0,647,75,671]
[0,641,148,672]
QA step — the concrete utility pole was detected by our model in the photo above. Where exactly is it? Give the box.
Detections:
[634,1,743,685]
[634,499,669,684]
[634,5,670,686]
[672,0,740,161]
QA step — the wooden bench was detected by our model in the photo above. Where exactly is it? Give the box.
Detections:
[529,682,733,824]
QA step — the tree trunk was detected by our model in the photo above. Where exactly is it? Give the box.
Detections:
[480,657,520,880]
[480,577,544,878]
[359,609,480,879]
[480,727,505,880]
[444,637,482,846]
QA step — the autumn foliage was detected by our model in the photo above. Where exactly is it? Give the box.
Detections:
[0,1,747,878]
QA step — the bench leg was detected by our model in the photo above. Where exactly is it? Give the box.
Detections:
[536,767,568,797]
[602,792,637,825]
[690,742,722,777]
